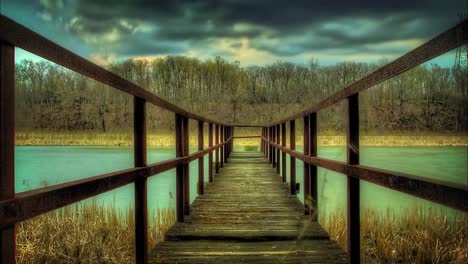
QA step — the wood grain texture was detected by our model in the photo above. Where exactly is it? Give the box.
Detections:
[151,152,346,263]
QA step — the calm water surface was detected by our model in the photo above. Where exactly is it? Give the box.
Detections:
[15,146,467,220]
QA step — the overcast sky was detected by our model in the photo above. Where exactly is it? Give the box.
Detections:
[1,0,465,66]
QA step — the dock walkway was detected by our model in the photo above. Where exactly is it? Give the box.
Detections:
[151,152,347,263]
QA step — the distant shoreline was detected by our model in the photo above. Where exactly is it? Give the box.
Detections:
[15,132,468,147]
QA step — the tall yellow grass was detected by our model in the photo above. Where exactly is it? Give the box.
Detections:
[16,201,175,264]
[321,208,468,263]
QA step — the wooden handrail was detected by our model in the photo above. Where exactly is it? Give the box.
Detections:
[0,137,233,230]
[256,19,467,263]
[263,138,468,212]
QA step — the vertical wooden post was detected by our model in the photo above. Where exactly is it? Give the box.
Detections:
[182,116,190,216]
[220,126,224,168]
[271,126,276,168]
[303,115,310,215]
[268,127,273,164]
[175,114,184,222]
[230,127,234,156]
[281,123,286,183]
[134,97,148,264]
[310,113,318,221]
[261,128,265,155]
[290,120,296,195]
[0,42,15,264]
[276,125,280,175]
[262,128,265,156]
[198,121,204,195]
[215,124,220,174]
[223,127,229,163]
[346,94,360,264]
[208,123,214,182]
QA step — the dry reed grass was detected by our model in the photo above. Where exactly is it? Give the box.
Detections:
[16,201,175,264]
[16,131,467,147]
[320,208,468,263]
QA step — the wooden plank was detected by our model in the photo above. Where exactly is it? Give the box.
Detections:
[346,94,360,264]
[151,240,347,264]
[268,19,468,126]
[209,123,214,182]
[198,121,204,195]
[0,15,231,127]
[0,41,15,264]
[290,120,296,195]
[134,97,148,264]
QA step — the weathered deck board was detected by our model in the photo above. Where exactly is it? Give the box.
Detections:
[150,151,346,263]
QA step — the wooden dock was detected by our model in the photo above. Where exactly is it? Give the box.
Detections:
[1,16,466,264]
[150,152,347,263]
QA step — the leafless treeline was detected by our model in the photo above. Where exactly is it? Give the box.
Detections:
[15,56,467,133]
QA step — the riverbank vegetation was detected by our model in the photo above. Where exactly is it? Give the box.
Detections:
[15,131,468,146]
[321,208,467,264]
[16,201,175,264]
[16,202,466,263]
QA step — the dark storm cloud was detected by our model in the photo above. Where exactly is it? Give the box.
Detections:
[64,0,463,57]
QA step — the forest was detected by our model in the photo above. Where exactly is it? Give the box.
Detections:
[14,56,467,134]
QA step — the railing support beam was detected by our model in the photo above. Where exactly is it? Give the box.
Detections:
[346,94,360,264]
[270,126,276,168]
[0,41,15,264]
[182,116,190,216]
[309,113,318,221]
[208,123,214,182]
[269,127,273,164]
[215,125,220,174]
[220,126,224,168]
[281,123,286,183]
[290,120,296,195]
[303,115,310,215]
[198,121,204,195]
[134,97,148,264]
[276,125,280,175]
